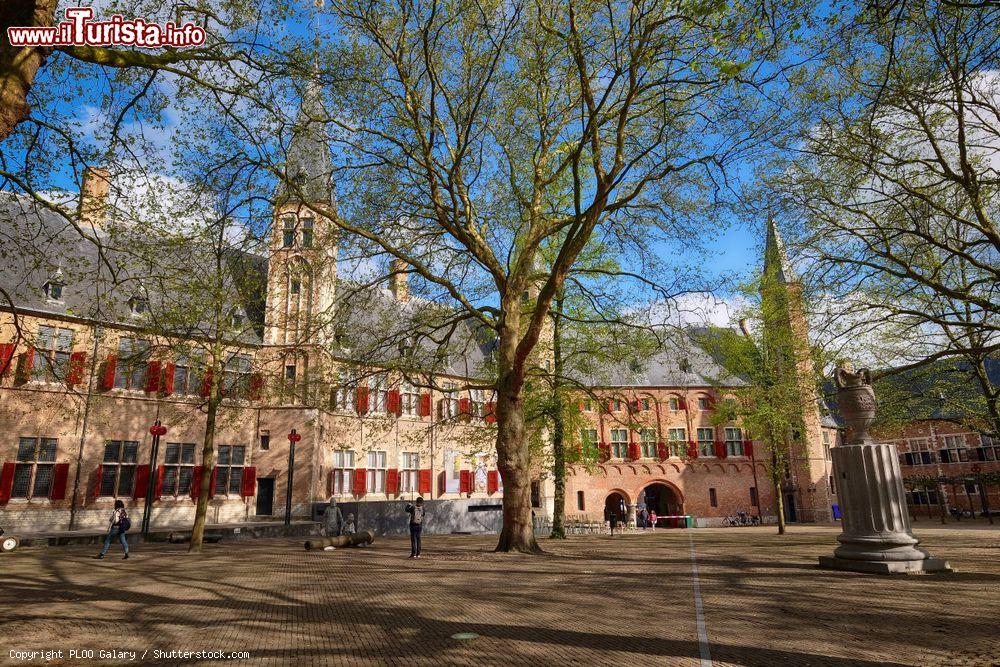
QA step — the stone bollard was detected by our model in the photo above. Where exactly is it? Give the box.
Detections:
[818,367,951,574]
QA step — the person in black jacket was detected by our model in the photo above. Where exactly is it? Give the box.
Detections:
[94,499,129,559]
[404,497,426,558]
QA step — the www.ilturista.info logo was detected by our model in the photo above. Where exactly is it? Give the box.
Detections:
[7,7,206,48]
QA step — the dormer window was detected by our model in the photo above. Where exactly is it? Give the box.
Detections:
[128,297,148,316]
[301,217,314,248]
[44,281,65,302]
[282,216,296,248]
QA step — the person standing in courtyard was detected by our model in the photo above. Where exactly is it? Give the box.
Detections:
[649,510,658,531]
[324,496,344,537]
[94,499,129,560]
[405,497,426,558]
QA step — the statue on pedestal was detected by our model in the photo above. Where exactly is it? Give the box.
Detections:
[819,364,951,574]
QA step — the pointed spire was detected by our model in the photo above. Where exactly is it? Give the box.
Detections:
[764,214,796,284]
[274,1,333,210]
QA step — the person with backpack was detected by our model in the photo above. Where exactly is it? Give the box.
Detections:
[94,499,130,559]
[404,497,426,558]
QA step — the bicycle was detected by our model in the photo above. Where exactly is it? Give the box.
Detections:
[949,507,975,520]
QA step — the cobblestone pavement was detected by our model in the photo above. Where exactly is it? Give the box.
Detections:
[0,525,997,666]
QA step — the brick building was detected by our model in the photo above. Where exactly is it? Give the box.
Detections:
[0,88,842,534]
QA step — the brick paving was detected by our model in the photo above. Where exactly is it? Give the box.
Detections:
[0,525,997,666]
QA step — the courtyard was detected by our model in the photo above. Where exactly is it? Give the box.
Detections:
[0,525,997,666]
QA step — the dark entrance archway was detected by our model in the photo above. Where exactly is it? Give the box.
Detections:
[638,483,682,521]
[604,492,627,525]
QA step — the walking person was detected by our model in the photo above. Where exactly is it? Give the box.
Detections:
[405,497,426,558]
[639,507,649,530]
[94,499,130,559]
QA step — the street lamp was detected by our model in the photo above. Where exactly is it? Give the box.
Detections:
[141,420,167,536]
[285,429,301,526]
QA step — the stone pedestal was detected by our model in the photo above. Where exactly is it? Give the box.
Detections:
[819,366,951,575]
[819,443,951,574]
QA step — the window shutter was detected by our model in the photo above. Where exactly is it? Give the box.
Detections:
[15,347,35,383]
[241,466,257,498]
[487,470,499,495]
[200,370,213,398]
[578,400,585,412]
[743,440,754,458]
[190,465,203,500]
[144,361,161,393]
[627,442,641,461]
[687,441,699,459]
[607,399,614,413]
[67,351,87,386]
[485,402,496,424]
[49,462,70,500]
[162,363,176,395]
[354,468,367,496]
[0,462,15,503]
[153,465,165,500]
[459,469,471,494]
[386,468,399,495]
[208,466,218,499]
[418,469,432,495]
[327,469,335,495]
[634,398,642,412]
[92,464,104,499]
[387,389,401,415]
[248,373,264,401]
[656,442,668,461]
[678,397,687,411]
[101,355,117,391]
[133,464,151,499]
[597,442,610,462]
[419,393,431,417]
[714,441,726,459]
[355,386,369,414]
[0,343,15,375]
[459,397,471,420]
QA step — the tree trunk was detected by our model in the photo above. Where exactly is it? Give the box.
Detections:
[0,0,56,143]
[550,296,566,540]
[494,323,541,553]
[937,481,947,524]
[189,378,219,553]
[770,450,786,535]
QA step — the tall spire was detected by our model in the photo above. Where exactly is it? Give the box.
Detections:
[274,0,333,206]
[763,214,796,284]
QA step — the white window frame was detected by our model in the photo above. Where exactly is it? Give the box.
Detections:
[367,450,387,493]
[610,429,628,459]
[400,452,420,493]
[725,427,744,456]
[332,450,355,495]
[667,428,686,457]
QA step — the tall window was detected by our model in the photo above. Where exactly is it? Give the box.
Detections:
[370,374,388,413]
[577,490,585,511]
[822,431,832,461]
[12,437,57,498]
[367,451,387,493]
[640,398,651,412]
[332,450,355,494]
[581,399,594,412]
[697,427,715,457]
[667,428,686,457]
[709,487,718,507]
[725,427,744,456]
[223,354,252,397]
[441,383,459,418]
[161,443,195,496]
[172,353,203,395]
[470,388,486,417]
[301,217,314,247]
[668,396,680,411]
[580,428,598,450]
[114,338,150,390]
[697,396,710,410]
[100,441,138,497]
[33,325,73,382]
[640,429,657,458]
[333,371,356,412]
[610,429,628,459]
[282,216,295,247]
[750,487,758,507]
[214,445,246,495]
[612,398,623,412]
[400,452,420,493]
[400,381,419,416]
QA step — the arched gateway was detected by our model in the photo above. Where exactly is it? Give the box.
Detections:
[637,482,683,519]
